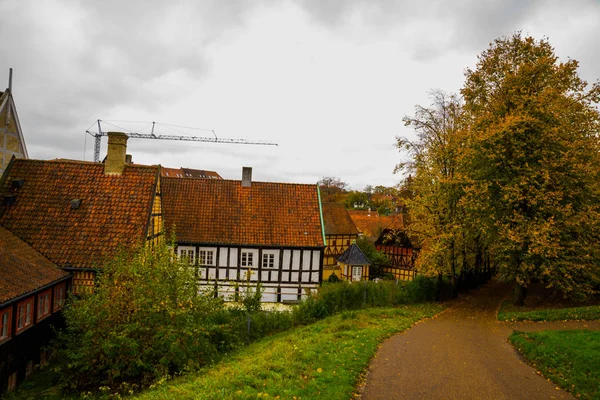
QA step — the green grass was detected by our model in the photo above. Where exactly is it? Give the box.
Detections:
[510,330,600,399]
[498,302,600,322]
[133,304,443,400]
[2,364,70,400]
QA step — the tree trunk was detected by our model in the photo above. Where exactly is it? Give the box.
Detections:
[436,272,444,301]
[513,284,527,306]
[450,239,457,298]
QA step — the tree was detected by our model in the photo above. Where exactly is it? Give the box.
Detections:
[57,242,224,393]
[461,33,600,304]
[318,176,348,203]
[355,236,392,279]
[397,90,467,297]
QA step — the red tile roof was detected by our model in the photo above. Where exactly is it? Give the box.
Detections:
[322,203,359,235]
[0,226,69,304]
[162,178,324,247]
[0,159,159,269]
[348,210,391,239]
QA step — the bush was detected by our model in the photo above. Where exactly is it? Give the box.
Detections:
[293,278,438,322]
[57,243,225,394]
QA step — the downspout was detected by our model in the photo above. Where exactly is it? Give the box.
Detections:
[317,184,326,246]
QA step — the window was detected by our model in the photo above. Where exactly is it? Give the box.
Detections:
[17,298,34,332]
[241,251,254,267]
[198,247,216,266]
[177,246,195,264]
[262,253,275,268]
[37,289,51,321]
[0,308,11,343]
[54,283,66,311]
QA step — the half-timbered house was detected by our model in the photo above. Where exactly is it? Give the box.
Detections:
[338,243,371,281]
[162,167,326,302]
[0,132,163,293]
[0,226,71,394]
[375,214,418,281]
[321,203,359,281]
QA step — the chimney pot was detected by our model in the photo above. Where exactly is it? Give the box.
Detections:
[104,132,129,175]
[242,167,252,187]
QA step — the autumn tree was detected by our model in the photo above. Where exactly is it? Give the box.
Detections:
[461,33,600,304]
[318,176,348,203]
[397,90,466,297]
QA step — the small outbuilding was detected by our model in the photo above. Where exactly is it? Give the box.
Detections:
[337,243,371,282]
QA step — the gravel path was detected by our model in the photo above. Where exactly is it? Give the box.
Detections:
[361,280,600,400]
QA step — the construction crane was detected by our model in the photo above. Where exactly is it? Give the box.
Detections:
[86,120,278,163]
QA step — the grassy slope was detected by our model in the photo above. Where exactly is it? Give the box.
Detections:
[134,304,443,400]
[510,330,600,399]
[498,302,600,322]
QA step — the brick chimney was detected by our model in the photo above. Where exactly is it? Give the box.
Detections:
[242,167,252,187]
[104,132,128,175]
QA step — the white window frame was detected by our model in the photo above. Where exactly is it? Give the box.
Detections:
[261,250,279,269]
[241,249,258,268]
[177,246,196,264]
[198,247,217,266]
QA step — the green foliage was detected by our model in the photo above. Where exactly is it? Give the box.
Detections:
[398,90,473,298]
[132,305,444,400]
[498,302,600,322]
[462,32,600,298]
[355,236,391,278]
[56,243,225,394]
[510,330,600,399]
[292,278,438,324]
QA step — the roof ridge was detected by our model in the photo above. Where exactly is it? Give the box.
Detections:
[161,176,317,187]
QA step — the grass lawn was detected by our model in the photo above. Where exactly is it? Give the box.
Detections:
[133,304,442,400]
[498,282,600,322]
[510,330,600,399]
[6,304,442,400]
[498,303,600,322]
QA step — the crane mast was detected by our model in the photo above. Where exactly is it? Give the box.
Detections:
[87,120,278,163]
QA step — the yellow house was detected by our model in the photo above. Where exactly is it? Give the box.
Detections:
[338,243,371,282]
[321,203,359,281]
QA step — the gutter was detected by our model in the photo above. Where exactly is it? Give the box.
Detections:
[317,184,326,246]
[0,274,71,309]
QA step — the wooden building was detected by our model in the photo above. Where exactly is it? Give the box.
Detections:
[321,203,359,281]
[338,243,371,281]
[0,132,163,293]
[162,167,325,302]
[374,214,418,281]
[0,69,28,176]
[0,226,71,394]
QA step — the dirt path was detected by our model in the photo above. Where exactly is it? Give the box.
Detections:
[361,280,600,400]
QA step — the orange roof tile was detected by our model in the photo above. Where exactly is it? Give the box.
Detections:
[0,226,69,304]
[0,159,159,269]
[162,178,324,247]
[347,210,391,239]
[322,203,359,235]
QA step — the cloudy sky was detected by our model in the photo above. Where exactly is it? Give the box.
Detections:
[1,1,599,190]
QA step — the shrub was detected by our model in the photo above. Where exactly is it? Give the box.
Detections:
[57,242,224,394]
[293,278,438,322]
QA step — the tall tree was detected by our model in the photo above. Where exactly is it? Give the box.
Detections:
[397,90,466,297]
[461,33,600,304]
[318,176,348,203]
